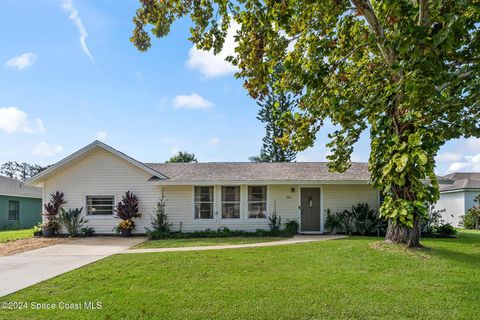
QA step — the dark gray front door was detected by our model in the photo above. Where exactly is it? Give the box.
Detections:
[300,188,321,232]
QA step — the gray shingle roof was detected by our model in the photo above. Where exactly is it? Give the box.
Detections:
[0,175,42,198]
[145,162,371,182]
[439,172,480,192]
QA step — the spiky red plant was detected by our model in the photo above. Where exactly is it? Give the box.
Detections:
[115,191,141,221]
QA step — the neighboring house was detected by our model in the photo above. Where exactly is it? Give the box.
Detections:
[0,175,42,229]
[436,173,480,227]
[26,141,380,234]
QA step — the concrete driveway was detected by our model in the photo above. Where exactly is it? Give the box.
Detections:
[0,236,145,297]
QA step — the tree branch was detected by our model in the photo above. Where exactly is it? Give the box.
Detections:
[351,0,397,69]
[417,0,429,26]
[436,71,473,92]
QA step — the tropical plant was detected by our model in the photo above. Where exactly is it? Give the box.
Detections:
[460,195,480,230]
[268,213,282,231]
[284,218,299,235]
[350,203,381,236]
[80,226,95,237]
[33,223,43,237]
[115,191,141,231]
[42,191,66,232]
[58,207,87,237]
[324,209,342,233]
[166,151,197,163]
[335,210,357,236]
[147,190,172,234]
[132,1,480,247]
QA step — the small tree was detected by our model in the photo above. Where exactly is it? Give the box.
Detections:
[147,190,172,234]
[166,151,197,163]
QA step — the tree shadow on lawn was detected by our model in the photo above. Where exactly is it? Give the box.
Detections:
[426,246,480,269]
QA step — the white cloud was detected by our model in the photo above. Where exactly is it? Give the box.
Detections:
[61,0,94,62]
[33,142,63,157]
[436,152,463,163]
[173,93,214,110]
[95,131,107,141]
[464,137,480,152]
[186,20,240,77]
[448,154,480,172]
[209,137,221,146]
[0,107,45,134]
[5,52,37,70]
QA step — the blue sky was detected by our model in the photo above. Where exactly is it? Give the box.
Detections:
[0,0,478,175]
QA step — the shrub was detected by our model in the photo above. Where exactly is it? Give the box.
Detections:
[325,203,385,236]
[284,219,299,235]
[58,207,87,237]
[460,196,480,230]
[146,190,172,236]
[80,227,95,237]
[115,191,141,231]
[147,228,291,240]
[432,223,457,238]
[351,203,381,236]
[268,213,282,231]
[324,209,342,233]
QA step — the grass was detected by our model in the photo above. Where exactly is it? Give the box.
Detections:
[1,230,479,320]
[0,228,33,243]
[132,237,288,249]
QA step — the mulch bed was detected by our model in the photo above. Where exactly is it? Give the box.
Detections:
[0,238,68,256]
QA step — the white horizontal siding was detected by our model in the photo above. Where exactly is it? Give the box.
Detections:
[322,184,379,226]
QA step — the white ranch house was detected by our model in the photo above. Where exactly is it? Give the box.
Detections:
[27,141,380,234]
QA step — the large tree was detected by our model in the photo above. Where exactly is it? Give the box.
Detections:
[132,0,479,247]
[166,151,198,163]
[249,79,298,162]
[0,161,47,181]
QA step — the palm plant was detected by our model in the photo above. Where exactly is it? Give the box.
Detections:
[351,203,381,236]
[58,207,87,237]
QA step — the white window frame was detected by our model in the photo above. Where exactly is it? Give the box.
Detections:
[193,186,215,220]
[247,185,268,219]
[220,186,241,220]
[85,195,116,216]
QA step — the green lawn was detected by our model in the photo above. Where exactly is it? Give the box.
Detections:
[1,230,479,320]
[133,236,288,249]
[0,228,33,243]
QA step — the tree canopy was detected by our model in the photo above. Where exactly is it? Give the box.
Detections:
[250,67,298,162]
[0,161,46,181]
[132,0,479,246]
[166,151,198,163]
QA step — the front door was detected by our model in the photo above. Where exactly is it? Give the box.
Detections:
[300,188,321,232]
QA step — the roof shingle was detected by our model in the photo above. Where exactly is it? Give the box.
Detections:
[145,162,371,182]
[0,176,42,198]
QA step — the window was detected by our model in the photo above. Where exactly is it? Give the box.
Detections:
[248,186,267,218]
[194,187,214,219]
[221,186,240,219]
[86,196,115,215]
[8,200,19,221]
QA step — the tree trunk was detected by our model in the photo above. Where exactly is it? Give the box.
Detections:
[385,217,421,247]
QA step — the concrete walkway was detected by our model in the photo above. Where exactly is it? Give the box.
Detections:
[122,234,347,254]
[0,236,145,297]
